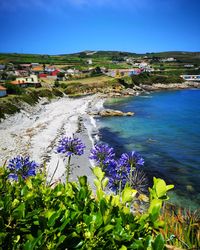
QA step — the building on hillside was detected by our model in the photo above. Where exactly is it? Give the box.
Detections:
[51,69,60,76]
[11,80,28,88]
[15,70,29,77]
[26,74,39,84]
[87,59,93,65]
[65,69,80,76]
[107,68,142,77]
[139,62,148,68]
[0,85,7,97]
[180,75,200,81]
[143,67,154,72]
[19,64,31,70]
[32,66,43,74]
[0,64,5,70]
[45,66,57,73]
[184,64,194,68]
[11,74,40,87]
[161,57,176,62]
[31,63,39,67]
[39,73,48,78]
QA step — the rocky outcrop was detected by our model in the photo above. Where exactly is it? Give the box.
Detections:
[90,109,134,117]
[141,82,200,91]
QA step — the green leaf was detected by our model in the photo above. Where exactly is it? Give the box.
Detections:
[144,235,153,250]
[47,211,60,227]
[102,177,109,189]
[92,167,105,181]
[122,186,137,203]
[14,235,20,243]
[12,198,20,209]
[94,179,101,189]
[155,179,167,198]
[166,184,174,191]
[78,176,87,187]
[148,199,162,222]
[102,224,114,234]
[152,234,165,250]
[100,199,107,216]
[119,245,127,250]
[13,203,25,219]
[111,195,120,207]
[56,235,67,247]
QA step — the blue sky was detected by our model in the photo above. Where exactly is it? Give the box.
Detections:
[0,0,199,54]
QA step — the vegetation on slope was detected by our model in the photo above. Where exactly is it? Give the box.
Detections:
[0,87,64,120]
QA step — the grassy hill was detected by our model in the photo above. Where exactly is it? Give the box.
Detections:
[0,51,200,65]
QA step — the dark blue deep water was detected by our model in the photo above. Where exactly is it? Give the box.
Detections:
[97,89,200,209]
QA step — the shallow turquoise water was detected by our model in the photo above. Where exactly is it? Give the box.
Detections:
[97,89,200,209]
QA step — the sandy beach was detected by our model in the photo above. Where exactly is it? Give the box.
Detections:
[0,94,104,186]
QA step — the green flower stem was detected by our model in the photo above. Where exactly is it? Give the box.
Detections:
[130,163,135,185]
[130,164,133,182]
[66,155,71,184]
[119,172,122,195]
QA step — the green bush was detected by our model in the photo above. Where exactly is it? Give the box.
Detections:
[130,73,184,86]
[4,83,25,95]
[0,101,20,119]
[0,165,173,249]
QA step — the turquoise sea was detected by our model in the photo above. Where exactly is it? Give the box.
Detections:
[97,89,200,209]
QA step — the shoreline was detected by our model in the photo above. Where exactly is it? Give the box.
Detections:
[0,94,104,185]
[46,94,105,186]
[0,83,199,185]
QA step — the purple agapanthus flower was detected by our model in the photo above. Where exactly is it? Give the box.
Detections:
[56,136,85,157]
[119,151,145,169]
[7,155,39,181]
[107,159,129,192]
[89,144,115,166]
[105,151,145,192]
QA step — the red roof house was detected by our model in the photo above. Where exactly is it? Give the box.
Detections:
[51,70,60,76]
[39,73,48,78]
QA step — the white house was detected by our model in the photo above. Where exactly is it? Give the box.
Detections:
[11,74,39,87]
[184,64,194,68]
[161,57,176,62]
[180,75,200,81]
[87,59,93,65]
[65,69,80,76]
[139,62,148,68]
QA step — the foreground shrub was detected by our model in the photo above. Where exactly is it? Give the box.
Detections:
[1,137,198,249]
[0,164,174,249]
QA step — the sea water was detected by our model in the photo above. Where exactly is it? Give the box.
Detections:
[97,89,200,209]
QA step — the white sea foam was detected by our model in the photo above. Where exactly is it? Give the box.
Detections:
[90,116,97,128]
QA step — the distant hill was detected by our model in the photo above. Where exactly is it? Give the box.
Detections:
[0,51,200,65]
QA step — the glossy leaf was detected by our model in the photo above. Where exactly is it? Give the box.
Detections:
[122,186,137,203]
[92,166,105,181]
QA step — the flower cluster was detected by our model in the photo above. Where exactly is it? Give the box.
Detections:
[119,151,145,169]
[56,136,85,157]
[90,144,115,167]
[90,144,145,193]
[7,155,39,181]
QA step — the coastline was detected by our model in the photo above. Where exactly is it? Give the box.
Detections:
[0,82,199,186]
[96,88,200,209]
[0,94,104,186]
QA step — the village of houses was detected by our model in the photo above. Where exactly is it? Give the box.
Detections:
[0,55,199,98]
